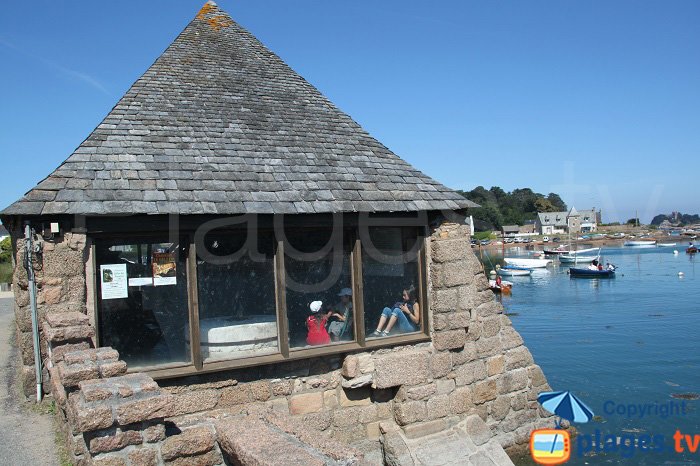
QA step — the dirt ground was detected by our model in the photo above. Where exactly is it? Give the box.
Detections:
[0,293,62,466]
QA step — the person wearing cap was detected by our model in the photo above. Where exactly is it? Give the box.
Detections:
[306,300,331,346]
[328,288,353,341]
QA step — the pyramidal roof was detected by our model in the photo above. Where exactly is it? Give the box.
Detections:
[2,1,475,217]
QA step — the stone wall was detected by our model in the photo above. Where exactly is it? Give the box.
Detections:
[7,219,555,463]
[155,222,553,457]
[42,313,364,466]
[2,218,90,397]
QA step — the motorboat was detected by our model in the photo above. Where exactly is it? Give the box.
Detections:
[559,254,599,264]
[624,240,657,247]
[569,267,615,278]
[503,258,552,268]
[488,279,513,294]
[497,266,533,276]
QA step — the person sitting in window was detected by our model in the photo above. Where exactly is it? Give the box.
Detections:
[371,285,420,337]
[306,300,331,346]
[327,288,353,341]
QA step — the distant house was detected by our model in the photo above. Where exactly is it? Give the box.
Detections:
[536,207,598,235]
[501,225,520,237]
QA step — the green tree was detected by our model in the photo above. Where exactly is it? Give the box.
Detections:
[534,197,557,213]
[626,218,640,225]
[0,237,12,263]
[546,193,567,211]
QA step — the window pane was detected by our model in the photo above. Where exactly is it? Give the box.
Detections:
[196,231,278,362]
[363,227,422,339]
[96,240,190,368]
[284,229,353,349]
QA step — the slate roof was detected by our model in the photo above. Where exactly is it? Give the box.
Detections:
[2,1,475,217]
[537,209,597,227]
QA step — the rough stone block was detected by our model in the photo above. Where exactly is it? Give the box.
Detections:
[504,346,534,371]
[426,394,451,420]
[341,355,359,378]
[64,347,119,365]
[300,411,332,431]
[394,401,427,426]
[500,326,524,350]
[451,342,477,366]
[338,386,371,407]
[45,311,90,328]
[42,323,95,344]
[366,421,381,441]
[88,429,142,454]
[436,379,456,396]
[455,360,487,386]
[216,416,358,466]
[405,383,437,401]
[433,329,466,351]
[332,406,361,428]
[289,392,324,415]
[50,341,91,364]
[431,288,459,313]
[430,352,452,379]
[143,424,166,443]
[169,389,220,417]
[448,312,471,329]
[249,381,271,401]
[165,449,222,466]
[528,365,547,388]
[114,394,173,425]
[481,316,502,339]
[431,238,470,264]
[357,354,374,374]
[160,426,216,461]
[128,447,158,466]
[487,356,505,377]
[434,261,471,288]
[98,361,128,378]
[449,386,473,415]
[92,455,127,466]
[218,385,251,407]
[270,379,293,397]
[497,368,529,394]
[490,395,511,421]
[373,350,429,389]
[68,395,114,433]
[472,380,497,405]
[476,336,502,359]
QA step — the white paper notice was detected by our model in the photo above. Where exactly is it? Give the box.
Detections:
[128,277,153,287]
[100,264,128,300]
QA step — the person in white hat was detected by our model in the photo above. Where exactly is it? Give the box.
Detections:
[328,288,353,341]
[306,300,331,346]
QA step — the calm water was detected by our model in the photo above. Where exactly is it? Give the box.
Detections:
[483,245,700,465]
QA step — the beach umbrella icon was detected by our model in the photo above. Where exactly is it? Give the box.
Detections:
[538,391,594,424]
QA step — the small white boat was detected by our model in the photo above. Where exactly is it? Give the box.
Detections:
[559,254,600,263]
[504,258,552,268]
[497,266,533,276]
[624,240,657,247]
[657,243,677,247]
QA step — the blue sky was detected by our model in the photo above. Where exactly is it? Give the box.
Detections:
[1,1,698,223]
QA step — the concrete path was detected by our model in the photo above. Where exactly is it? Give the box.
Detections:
[0,296,60,466]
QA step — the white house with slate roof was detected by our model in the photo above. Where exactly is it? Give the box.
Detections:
[536,207,598,235]
[0,4,553,464]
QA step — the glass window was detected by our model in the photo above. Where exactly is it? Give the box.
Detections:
[196,231,278,362]
[284,229,353,349]
[362,227,422,339]
[96,239,190,368]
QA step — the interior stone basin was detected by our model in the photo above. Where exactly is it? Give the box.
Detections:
[186,315,278,359]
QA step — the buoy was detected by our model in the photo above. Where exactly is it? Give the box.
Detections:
[673,250,679,255]
[678,272,684,277]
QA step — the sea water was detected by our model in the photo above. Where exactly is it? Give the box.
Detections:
[483,246,700,465]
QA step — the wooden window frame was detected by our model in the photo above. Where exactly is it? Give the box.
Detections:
[91,223,431,381]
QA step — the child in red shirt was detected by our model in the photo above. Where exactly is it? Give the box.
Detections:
[306,300,331,346]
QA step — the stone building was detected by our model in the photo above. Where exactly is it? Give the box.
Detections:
[536,207,598,236]
[1,2,553,465]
